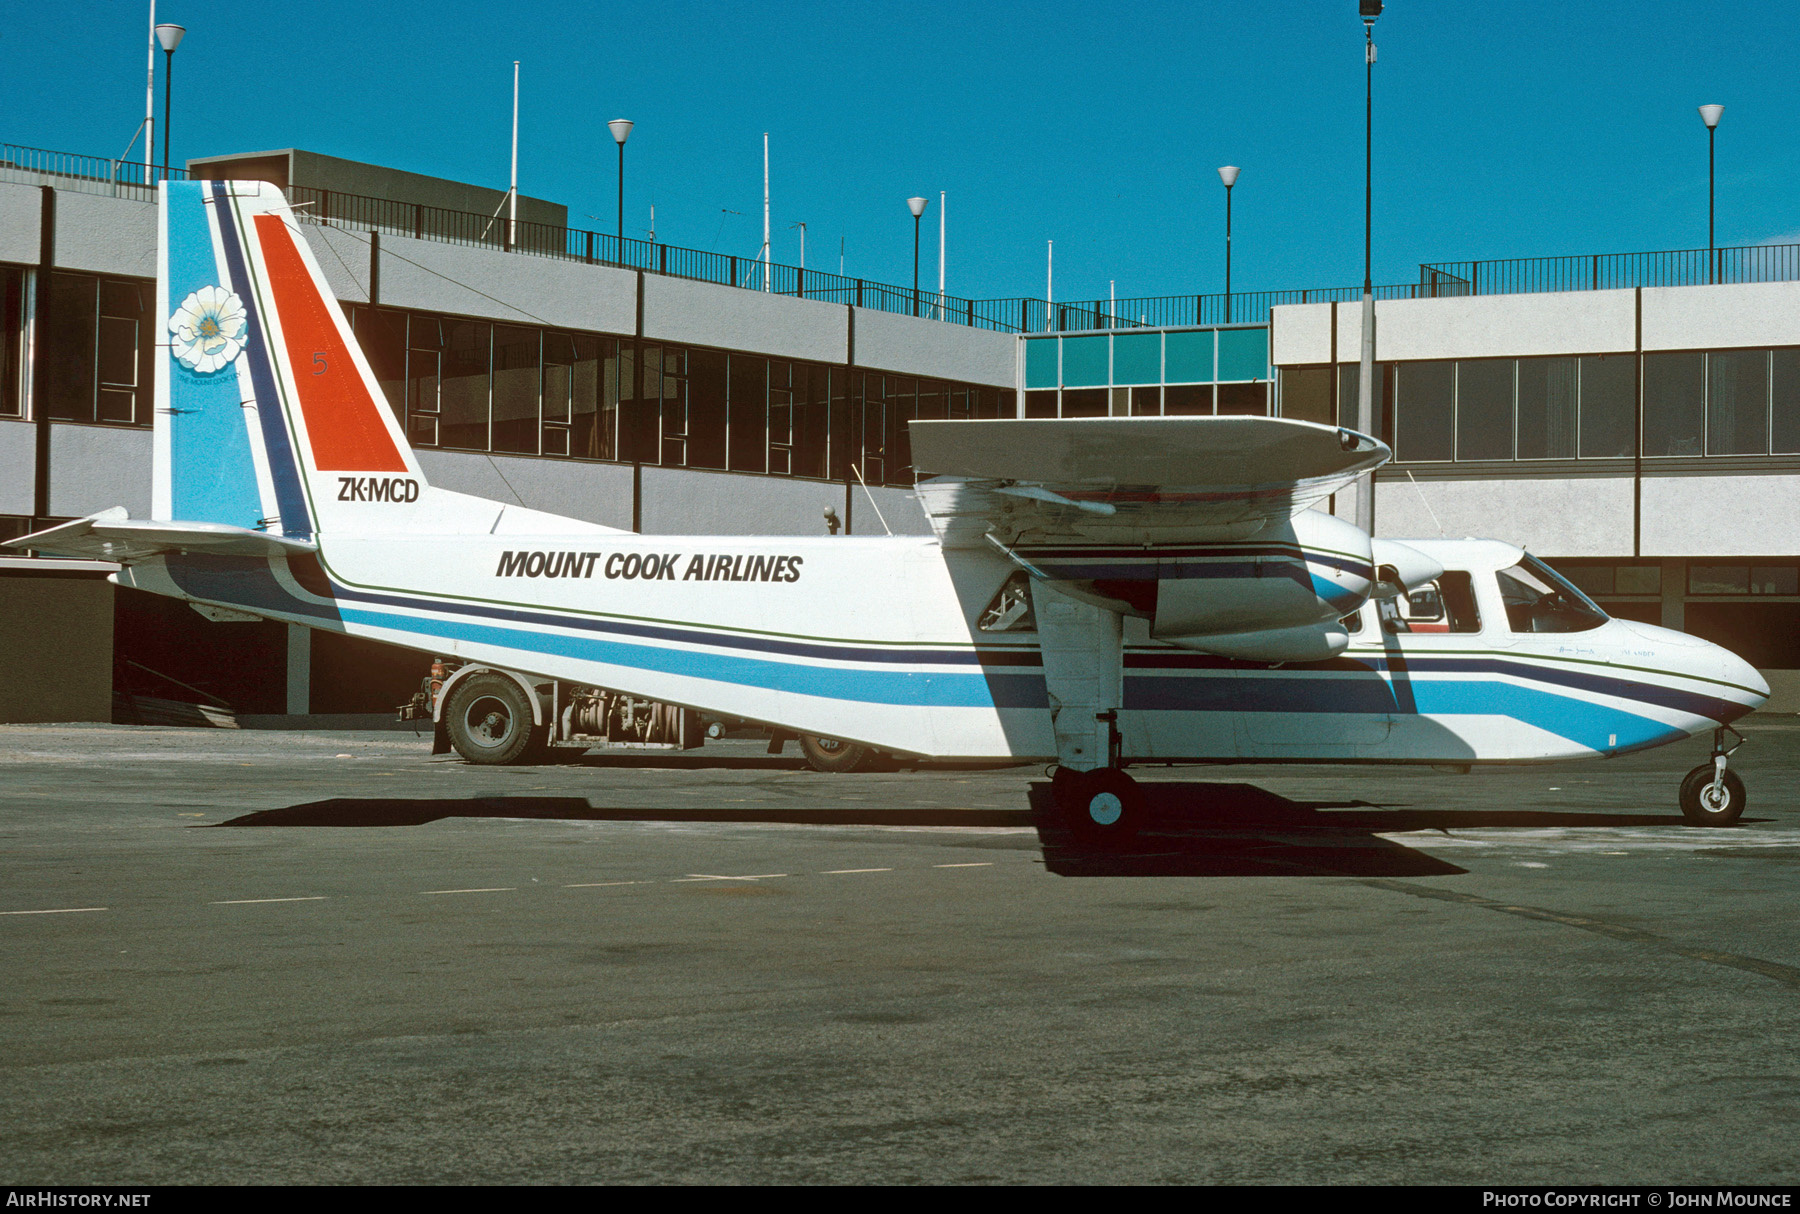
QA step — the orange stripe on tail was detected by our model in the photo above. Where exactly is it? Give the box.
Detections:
[253,213,407,473]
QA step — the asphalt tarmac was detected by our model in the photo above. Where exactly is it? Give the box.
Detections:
[2,720,1798,1185]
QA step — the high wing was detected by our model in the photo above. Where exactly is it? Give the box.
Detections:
[909,416,1388,548]
[5,507,319,562]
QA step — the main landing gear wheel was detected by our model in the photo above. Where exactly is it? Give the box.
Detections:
[1680,764,1746,827]
[444,673,541,765]
[800,734,884,773]
[1053,767,1145,844]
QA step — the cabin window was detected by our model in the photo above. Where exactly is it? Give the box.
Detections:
[1496,556,1608,633]
[1380,572,1481,634]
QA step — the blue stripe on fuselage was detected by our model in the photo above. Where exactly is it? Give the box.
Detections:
[160,555,1729,747]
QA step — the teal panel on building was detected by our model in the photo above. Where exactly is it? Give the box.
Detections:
[1024,338,1058,389]
[1217,328,1269,381]
[1164,330,1215,383]
[1061,336,1109,387]
[1112,333,1162,385]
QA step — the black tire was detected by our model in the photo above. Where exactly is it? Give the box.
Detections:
[800,734,883,773]
[1680,763,1746,826]
[444,674,541,765]
[1054,767,1145,844]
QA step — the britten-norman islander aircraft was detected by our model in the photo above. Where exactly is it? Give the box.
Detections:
[7,181,1770,836]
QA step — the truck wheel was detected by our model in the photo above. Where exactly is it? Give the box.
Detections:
[800,734,883,773]
[445,674,540,765]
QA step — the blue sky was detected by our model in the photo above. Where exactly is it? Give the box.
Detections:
[12,1,1800,304]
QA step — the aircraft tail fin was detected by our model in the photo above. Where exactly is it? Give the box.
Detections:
[155,180,605,541]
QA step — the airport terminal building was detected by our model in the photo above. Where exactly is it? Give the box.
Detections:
[3,139,1798,720]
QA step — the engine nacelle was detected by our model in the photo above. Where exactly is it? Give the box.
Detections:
[1149,510,1373,643]
[1160,620,1351,663]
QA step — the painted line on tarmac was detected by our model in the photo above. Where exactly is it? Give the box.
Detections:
[0,907,107,916]
[564,881,643,888]
[423,887,518,895]
[821,868,893,874]
[934,862,993,868]
[671,873,788,883]
[210,897,327,905]
[1363,878,1800,991]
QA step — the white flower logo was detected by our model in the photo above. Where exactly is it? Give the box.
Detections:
[169,285,248,374]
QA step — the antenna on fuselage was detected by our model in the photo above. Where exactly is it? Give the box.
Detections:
[850,464,893,536]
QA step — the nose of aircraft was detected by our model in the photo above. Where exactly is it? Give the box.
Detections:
[1616,619,1768,721]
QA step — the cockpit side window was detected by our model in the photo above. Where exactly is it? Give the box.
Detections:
[1496,556,1608,634]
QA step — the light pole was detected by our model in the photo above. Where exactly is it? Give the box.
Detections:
[1354,0,1381,535]
[1699,104,1723,284]
[155,23,184,181]
[608,119,633,249]
[907,196,928,317]
[1218,165,1240,322]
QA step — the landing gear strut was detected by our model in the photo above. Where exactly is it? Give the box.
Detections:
[1051,709,1145,843]
[1679,725,1747,827]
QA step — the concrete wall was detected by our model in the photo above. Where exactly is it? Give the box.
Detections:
[1640,475,1800,557]
[377,233,637,334]
[1272,292,1639,365]
[639,465,931,537]
[0,420,33,514]
[189,149,567,229]
[48,424,153,517]
[302,224,373,305]
[1373,474,1635,555]
[419,449,635,530]
[53,191,157,280]
[1642,280,1800,351]
[643,276,847,365]
[853,307,1016,386]
[0,182,42,265]
[0,571,113,723]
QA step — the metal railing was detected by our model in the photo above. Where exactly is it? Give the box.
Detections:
[1017,282,1434,333]
[1419,243,1800,296]
[282,183,1027,331]
[0,141,186,199]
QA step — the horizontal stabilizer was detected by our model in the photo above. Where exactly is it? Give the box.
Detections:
[2,508,319,562]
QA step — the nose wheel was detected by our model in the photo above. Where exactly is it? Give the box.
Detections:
[1052,766,1145,844]
[1680,726,1747,826]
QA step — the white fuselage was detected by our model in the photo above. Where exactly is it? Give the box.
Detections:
[116,533,1767,765]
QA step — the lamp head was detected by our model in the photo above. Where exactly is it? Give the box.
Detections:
[154,23,185,52]
[907,196,928,219]
[1217,165,1240,189]
[608,119,635,145]
[1359,0,1382,20]
[1698,104,1724,130]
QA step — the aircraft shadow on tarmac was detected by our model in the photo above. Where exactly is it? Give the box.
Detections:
[209,781,1697,880]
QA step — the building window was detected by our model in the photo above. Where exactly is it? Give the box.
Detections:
[1516,356,1577,459]
[1278,365,1332,426]
[40,272,153,426]
[686,348,727,470]
[1455,358,1514,460]
[1642,351,1705,457]
[1708,349,1769,456]
[1216,382,1268,416]
[1,266,25,419]
[1577,353,1634,458]
[1394,360,1454,461]
[1689,564,1800,596]
[491,324,541,455]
